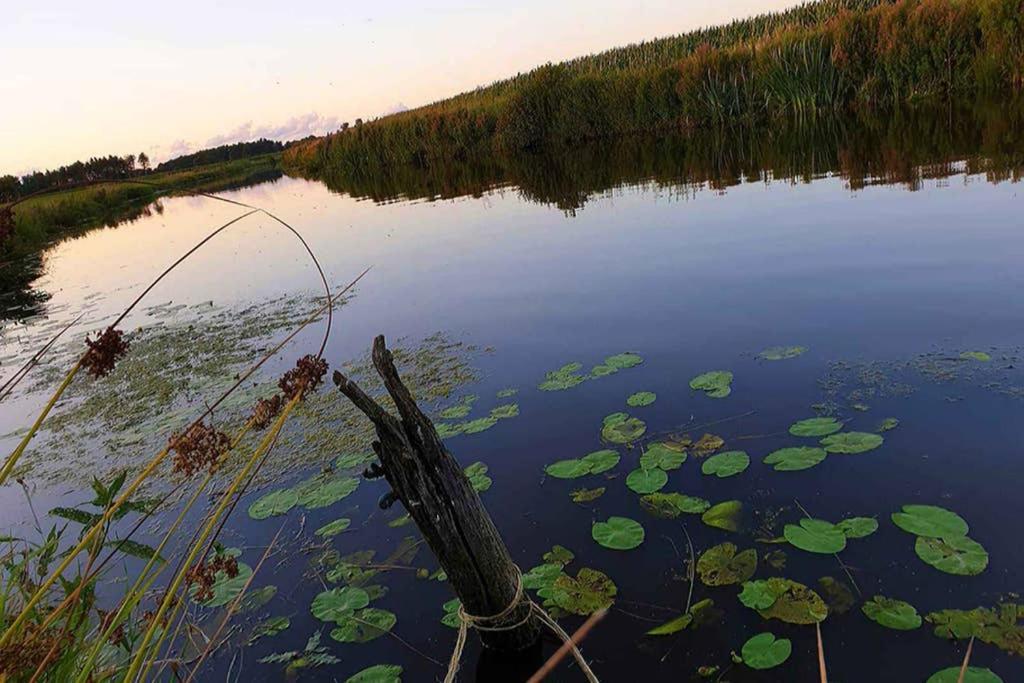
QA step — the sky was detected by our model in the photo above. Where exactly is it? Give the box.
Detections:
[1,0,800,174]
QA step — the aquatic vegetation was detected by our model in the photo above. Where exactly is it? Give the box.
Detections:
[249,616,290,644]
[765,550,787,570]
[788,416,842,437]
[702,500,742,531]
[915,535,989,576]
[193,561,254,608]
[296,476,360,508]
[545,449,620,479]
[440,598,462,628]
[926,603,1024,657]
[571,487,606,503]
[758,346,808,361]
[835,517,878,538]
[689,370,733,398]
[739,578,829,624]
[626,467,668,494]
[691,433,725,457]
[696,543,757,586]
[315,518,352,538]
[489,403,520,419]
[581,449,620,473]
[330,607,397,643]
[927,668,1002,683]
[461,416,499,434]
[818,576,855,614]
[740,632,792,669]
[961,351,993,362]
[592,516,645,550]
[646,599,716,635]
[601,412,647,443]
[258,631,340,671]
[626,391,656,407]
[539,362,587,390]
[248,488,300,520]
[877,417,900,432]
[640,442,686,470]
[701,451,749,478]
[543,545,575,565]
[464,462,492,492]
[604,352,643,369]
[784,518,847,554]
[892,505,969,538]
[496,387,517,398]
[346,664,404,682]
[862,596,922,630]
[311,587,371,622]
[439,402,473,420]
[763,446,827,471]
[640,492,710,518]
[549,568,617,615]
[820,431,883,454]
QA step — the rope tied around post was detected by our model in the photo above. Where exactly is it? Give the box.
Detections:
[444,566,600,683]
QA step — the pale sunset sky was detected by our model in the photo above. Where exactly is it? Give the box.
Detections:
[1,0,799,174]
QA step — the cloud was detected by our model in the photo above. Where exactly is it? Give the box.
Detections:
[384,102,409,115]
[204,112,343,148]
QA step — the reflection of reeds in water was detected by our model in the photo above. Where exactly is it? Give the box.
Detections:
[0,179,370,680]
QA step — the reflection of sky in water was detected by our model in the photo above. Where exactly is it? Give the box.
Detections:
[2,166,1024,681]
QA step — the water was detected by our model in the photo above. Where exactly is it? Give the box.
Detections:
[2,112,1024,681]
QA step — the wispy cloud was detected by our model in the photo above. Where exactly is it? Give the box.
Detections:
[152,112,343,162]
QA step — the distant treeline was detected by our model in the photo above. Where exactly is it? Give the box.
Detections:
[154,138,285,172]
[285,0,1024,178]
[0,155,147,203]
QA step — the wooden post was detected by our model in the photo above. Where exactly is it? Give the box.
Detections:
[333,335,540,652]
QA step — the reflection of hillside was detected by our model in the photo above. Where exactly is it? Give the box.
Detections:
[310,102,1024,214]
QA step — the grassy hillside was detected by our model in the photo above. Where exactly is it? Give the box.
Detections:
[285,0,1024,181]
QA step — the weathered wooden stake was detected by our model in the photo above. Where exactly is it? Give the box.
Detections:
[333,335,540,652]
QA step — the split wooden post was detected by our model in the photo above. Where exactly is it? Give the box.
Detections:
[332,335,540,652]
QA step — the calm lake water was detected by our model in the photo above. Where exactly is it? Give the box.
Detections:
[2,111,1024,681]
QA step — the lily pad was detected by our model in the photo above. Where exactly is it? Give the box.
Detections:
[543,545,575,566]
[464,462,492,492]
[738,580,778,610]
[647,599,716,635]
[640,443,686,471]
[689,371,733,398]
[489,403,520,419]
[640,492,710,518]
[926,603,1024,656]
[742,578,829,624]
[249,616,290,644]
[601,413,646,443]
[741,632,792,669]
[440,598,462,628]
[626,468,668,494]
[758,345,808,361]
[836,517,878,539]
[539,362,586,391]
[763,447,827,472]
[592,516,645,550]
[551,568,617,615]
[297,477,359,509]
[820,431,883,454]
[960,351,992,362]
[891,505,969,538]
[545,459,592,479]
[248,488,299,520]
[701,451,749,478]
[580,449,620,474]
[626,391,657,407]
[311,587,370,622]
[915,535,989,576]
[788,417,842,437]
[604,352,643,369]
[927,668,1002,683]
[877,417,900,432]
[331,608,397,643]
[316,518,352,538]
[522,563,564,591]
[345,664,403,683]
[702,500,742,532]
[462,416,499,434]
[571,487,606,504]
[439,404,472,420]
[193,562,254,607]
[691,433,725,457]
[497,388,518,398]
[784,519,847,554]
[862,596,921,630]
[696,543,757,586]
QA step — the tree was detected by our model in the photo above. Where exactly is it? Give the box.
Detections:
[137,152,150,172]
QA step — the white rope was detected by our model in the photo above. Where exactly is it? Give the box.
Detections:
[444,567,599,683]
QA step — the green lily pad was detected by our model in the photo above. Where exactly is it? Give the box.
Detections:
[877,417,900,432]
[440,598,462,628]
[539,362,586,391]
[862,596,921,630]
[336,452,374,469]
[741,632,792,669]
[551,568,617,615]
[647,599,716,635]
[892,505,969,538]
[626,467,668,494]
[345,664,403,683]
[691,433,725,457]
[836,517,878,539]
[496,388,517,398]
[462,416,499,434]
[489,403,520,419]
[571,487,606,503]
[436,423,464,439]
[440,404,472,420]
[696,543,757,586]
[316,518,352,538]
[522,563,564,591]
[960,351,992,362]
[701,451,749,478]
[738,580,778,610]
[741,578,829,624]
[689,371,733,398]
[543,545,575,566]
[248,488,299,520]
[915,535,989,575]
[927,668,1002,683]
[311,587,370,622]
[297,477,359,509]
[249,616,290,644]
[788,417,842,437]
[820,431,883,454]
[331,608,397,643]
[763,447,827,472]
[702,500,742,532]
[464,462,492,492]
[626,391,657,407]
[592,516,645,550]
[640,492,710,518]
[926,603,1024,656]
[604,352,643,369]
[193,562,254,607]
[639,443,686,471]
[545,459,592,479]
[758,346,808,361]
[588,364,617,378]
[601,413,647,443]
[581,449,620,474]
[784,519,847,554]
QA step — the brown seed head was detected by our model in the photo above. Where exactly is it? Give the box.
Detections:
[251,394,284,430]
[185,553,239,603]
[170,421,231,477]
[82,326,129,378]
[279,354,328,400]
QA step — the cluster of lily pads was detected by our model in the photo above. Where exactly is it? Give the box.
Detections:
[537,352,643,391]
[434,392,520,439]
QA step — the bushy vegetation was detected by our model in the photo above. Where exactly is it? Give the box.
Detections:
[285,0,1024,179]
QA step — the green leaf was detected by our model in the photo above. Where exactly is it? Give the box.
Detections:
[640,492,710,518]
[626,391,656,407]
[788,417,842,437]
[249,616,290,644]
[626,468,668,494]
[248,488,299,520]
[461,416,499,434]
[877,417,900,432]
[551,568,617,615]
[489,403,520,419]
[601,413,646,443]
[891,505,969,538]
[741,632,792,669]
[464,462,492,492]
[604,352,643,369]
[646,612,693,635]
[639,443,686,471]
[701,451,749,478]
[439,404,472,420]
[545,459,591,479]
[820,431,883,454]
[960,351,992,362]
[927,668,1002,683]
[926,603,1024,656]
[784,519,847,554]
[580,449,620,474]
[336,452,374,469]
[539,362,586,391]
[543,545,575,566]
[440,598,462,628]
[296,477,359,509]
[862,596,921,630]
[522,563,564,590]
[915,535,989,576]
[106,539,161,561]
[570,487,606,503]
[592,516,645,550]
[50,507,103,526]
[742,578,829,625]
[836,517,878,539]
[758,345,807,361]
[316,518,352,538]
[192,562,254,607]
[345,664,403,683]
[701,500,742,532]
[689,371,733,398]
[239,585,277,612]
[738,580,778,610]
[763,447,827,472]
[696,543,757,586]
[330,608,397,643]
[311,587,370,622]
